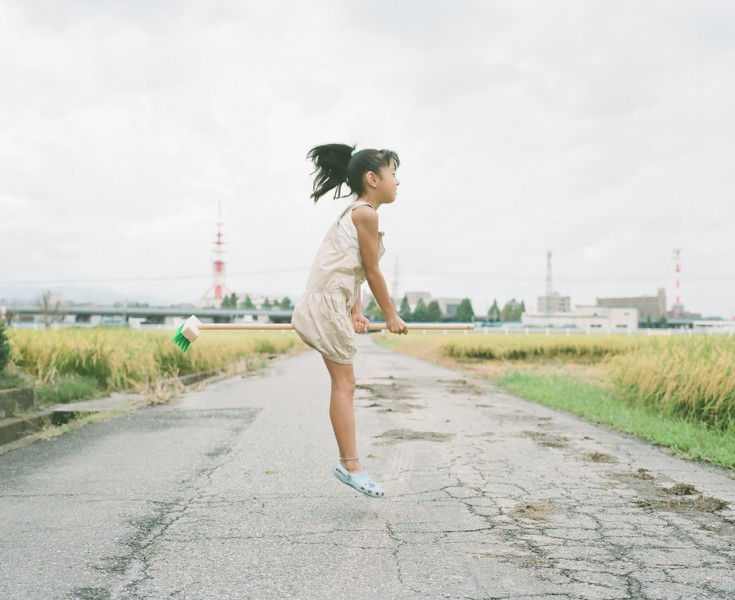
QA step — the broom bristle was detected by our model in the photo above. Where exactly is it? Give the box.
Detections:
[172,324,191,352]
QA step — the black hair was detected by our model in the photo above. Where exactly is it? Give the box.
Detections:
[306,143,400,203]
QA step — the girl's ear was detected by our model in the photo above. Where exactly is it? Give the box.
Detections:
[364,170,379,189]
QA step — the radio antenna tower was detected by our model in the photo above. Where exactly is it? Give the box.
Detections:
[545,251,553,314]
[202,202,230,306]
[673,248,682,318]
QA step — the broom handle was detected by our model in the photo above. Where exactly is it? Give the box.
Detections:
[196,323,474,331]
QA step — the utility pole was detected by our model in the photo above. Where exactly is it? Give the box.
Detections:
[545,251,553,314]
[673,248,682,318]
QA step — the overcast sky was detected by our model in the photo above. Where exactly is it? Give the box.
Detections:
[1,0,733,318]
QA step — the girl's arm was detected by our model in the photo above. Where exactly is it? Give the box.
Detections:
[353,206,408,334]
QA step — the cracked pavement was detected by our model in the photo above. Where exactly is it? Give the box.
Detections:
[1,335,734,599]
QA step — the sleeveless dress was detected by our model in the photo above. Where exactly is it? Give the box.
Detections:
[291,200,386,364]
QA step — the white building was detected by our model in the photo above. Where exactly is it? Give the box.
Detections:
[522,306,639,332]
[404,291,432,310]
[537,292,571,313]
[692,320,735,334]
[435,297,465,318]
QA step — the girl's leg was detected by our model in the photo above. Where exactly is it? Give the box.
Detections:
[322,356,363,473]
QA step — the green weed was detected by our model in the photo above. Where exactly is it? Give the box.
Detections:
[497,372,735,469]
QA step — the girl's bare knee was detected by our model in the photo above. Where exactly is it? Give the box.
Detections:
[332,373,355,395]
[324,357,356,392]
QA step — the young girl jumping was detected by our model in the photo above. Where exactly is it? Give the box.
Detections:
[291,143,408,498]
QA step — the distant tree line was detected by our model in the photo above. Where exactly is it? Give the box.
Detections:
[218,292,526,322]
[363,296,526,323]
[220,293,293,310]
[490,298,526,322]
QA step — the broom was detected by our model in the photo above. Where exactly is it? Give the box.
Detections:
[172,315,474,352]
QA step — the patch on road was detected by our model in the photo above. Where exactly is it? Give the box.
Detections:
[437,378,484,396]
[512,501,555,522]
[609,471,730,516]
[373,428,455,445]
[356,380,421,413]
[584,451,619,463]
[523,430,569,449]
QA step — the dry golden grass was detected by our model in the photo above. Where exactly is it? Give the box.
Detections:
[8,328,304,392]
[608,337,735,427]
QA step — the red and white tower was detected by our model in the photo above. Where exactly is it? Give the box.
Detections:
[672,248,682,318]
[202,202,229,306]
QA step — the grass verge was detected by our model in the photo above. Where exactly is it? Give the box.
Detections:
[497,371,735,469]
[36,374,104,405]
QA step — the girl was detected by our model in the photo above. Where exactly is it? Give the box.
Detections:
[291,143,408,498]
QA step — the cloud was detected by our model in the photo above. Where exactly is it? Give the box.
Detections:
[0,0,733,317]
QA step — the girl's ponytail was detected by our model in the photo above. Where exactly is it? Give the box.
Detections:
[307,143,354,203]
[307,143,400,203]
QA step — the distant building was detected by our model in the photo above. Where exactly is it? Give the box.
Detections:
[404,291,432,311]
[537,292,571,313]
[522,306,639,332]
[195,297,221,309]
[435,297,464,318]
[666,307,702,321]
[692,320,735,333]
[596,288,667,321]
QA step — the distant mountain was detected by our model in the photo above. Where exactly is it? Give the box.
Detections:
[0,285,169,307]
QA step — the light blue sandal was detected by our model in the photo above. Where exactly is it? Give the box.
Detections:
[333,457,384,498]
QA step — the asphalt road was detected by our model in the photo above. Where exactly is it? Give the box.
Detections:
[1,335,734,599]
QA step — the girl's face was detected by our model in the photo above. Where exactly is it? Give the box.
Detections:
[375,160,400,203]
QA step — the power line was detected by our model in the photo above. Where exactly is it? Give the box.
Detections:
[1,267,310,286]
[404,270,733,283]
[2,268,731,286]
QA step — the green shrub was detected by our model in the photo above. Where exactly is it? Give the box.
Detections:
[0,323,10,372]
[36,374,103,405]
[253,339,278,354]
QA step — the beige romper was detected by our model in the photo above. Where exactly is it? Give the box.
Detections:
[291,200,385,364]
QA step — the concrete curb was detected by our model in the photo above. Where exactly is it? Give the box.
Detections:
[0,387,35,419]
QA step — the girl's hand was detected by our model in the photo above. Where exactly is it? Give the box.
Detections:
[387,315,408,335]
[352,313,370,334]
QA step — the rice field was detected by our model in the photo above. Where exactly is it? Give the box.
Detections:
[376,333,735,429]
[6,327,734,438]
[609,337,735,428]
[443,334,643,361]
[6,328,304,392]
